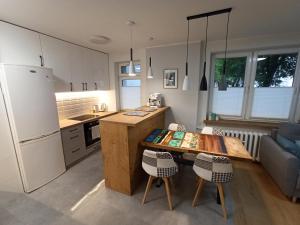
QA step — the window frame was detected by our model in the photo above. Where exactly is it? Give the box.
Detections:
[209,47,300,122]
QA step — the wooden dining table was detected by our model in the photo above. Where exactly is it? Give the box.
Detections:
[141,129,252,160]
[141,129,252,204]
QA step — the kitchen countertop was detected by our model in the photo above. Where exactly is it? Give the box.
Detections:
[100,107,169,127]
[59,111,118,129]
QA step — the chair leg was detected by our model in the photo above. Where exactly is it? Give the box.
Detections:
[163,177,173,210]
[192,178,204,207]
[216,183,227,220]
[142,175,154,204]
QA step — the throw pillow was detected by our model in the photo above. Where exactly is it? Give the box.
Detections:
[295,140,300,148]
[277,134,300,159]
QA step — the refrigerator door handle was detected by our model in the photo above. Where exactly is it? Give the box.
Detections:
[19,130,60,144]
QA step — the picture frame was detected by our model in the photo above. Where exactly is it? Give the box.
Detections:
[163,69,178,89]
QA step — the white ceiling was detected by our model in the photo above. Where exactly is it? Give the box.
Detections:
[0,0,299,53]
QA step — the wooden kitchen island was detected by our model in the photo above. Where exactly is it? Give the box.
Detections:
[100,107,169,195]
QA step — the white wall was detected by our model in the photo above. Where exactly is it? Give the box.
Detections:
[145,43,201,130]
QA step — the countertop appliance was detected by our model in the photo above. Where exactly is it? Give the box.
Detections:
[0,64,66,193]
[100,103,107,112]
[147,93,162,108]
[92,105,99,113]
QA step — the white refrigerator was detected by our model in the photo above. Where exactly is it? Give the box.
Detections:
[0,64,66,193]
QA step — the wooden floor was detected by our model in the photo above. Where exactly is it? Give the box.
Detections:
[231,161,300,225]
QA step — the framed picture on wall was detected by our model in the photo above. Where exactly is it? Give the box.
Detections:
[163,69,178,89]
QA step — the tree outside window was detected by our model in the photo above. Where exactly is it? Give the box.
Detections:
[254,53,297,87]
[214,57,246,88]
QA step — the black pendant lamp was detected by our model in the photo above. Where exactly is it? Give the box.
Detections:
[186,8,232,92]
[199,16,209,91]
[218,12,231,91]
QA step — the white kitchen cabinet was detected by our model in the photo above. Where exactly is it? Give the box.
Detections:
[97,52,110,90]
[40,35,72,92]
[84,49,110,91]
[0,21,109,92]
[69,45,86,92]
[0,21,43,66]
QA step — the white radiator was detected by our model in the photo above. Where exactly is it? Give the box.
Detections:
[222,129,269,161]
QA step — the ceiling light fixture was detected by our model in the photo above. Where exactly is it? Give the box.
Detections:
[182,20,190,91]
[147,37,154,79]
[127,20,136,76]
[147,56,154,79]
[186,8,232,92]
[199,16,209,91]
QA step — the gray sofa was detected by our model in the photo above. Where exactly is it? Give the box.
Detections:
[259,123,300,202]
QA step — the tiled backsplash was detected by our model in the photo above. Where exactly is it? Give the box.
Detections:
[56,97,99,120]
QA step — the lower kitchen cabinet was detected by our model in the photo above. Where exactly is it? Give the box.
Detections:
[61,123,101,167]
[61,124,86,167]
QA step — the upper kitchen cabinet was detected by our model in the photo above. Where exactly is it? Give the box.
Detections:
[0,21,43,66]
[40,35,72,92]
[83,49,110,91]
[69,45,86,92]
[96,52,109,90]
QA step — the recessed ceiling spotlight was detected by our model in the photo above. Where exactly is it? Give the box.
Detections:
[89,35,111,44]
[148,37,154,41]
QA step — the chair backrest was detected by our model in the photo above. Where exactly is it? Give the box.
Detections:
[193,153,233,183]
[142,150,178,178]
[201,126,224,136]
[168,123,186,132]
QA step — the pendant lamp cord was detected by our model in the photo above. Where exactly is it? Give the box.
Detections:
[185,20,190,76]
[130,24,133,60]
[204,16,208,60]
[223,12,230,75]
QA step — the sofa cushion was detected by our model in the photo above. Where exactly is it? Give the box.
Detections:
[277,134,300,159]
[278,123,300,141]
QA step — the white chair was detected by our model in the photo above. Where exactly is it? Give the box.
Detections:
[192,153,233,220]
[142,149,178,210]
[201,126,225,136]
[168,123,186,132]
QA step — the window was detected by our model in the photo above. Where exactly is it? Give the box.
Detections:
[121,79,141,87]
[251,52,298,119]
[212,56,248,116]
[210,49,300,121]
[119,78,141,109]
[119,63,141,76]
